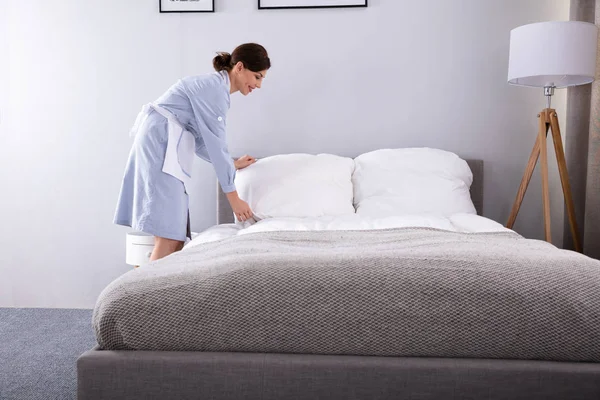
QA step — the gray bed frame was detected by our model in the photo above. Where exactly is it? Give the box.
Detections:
[77,159,600,400]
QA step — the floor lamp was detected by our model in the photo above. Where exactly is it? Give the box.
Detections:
[506,21,598,252]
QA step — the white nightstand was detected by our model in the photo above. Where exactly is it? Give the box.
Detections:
[126,231,200,268]
[126,232,155,268]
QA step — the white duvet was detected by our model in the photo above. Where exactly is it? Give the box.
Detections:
[185,213,513,249]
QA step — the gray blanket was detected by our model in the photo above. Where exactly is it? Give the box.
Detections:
[93,228,600,362]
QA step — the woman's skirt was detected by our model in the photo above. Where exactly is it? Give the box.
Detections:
[113,110,190,242]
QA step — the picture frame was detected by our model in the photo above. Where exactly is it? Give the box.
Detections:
[159,0,215,13]
[258,0,367,9]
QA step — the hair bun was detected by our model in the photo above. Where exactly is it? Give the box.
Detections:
[213,52,232,71]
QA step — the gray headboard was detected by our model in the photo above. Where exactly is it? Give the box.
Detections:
[217,159,484,224]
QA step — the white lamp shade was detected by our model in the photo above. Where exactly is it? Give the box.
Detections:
[508,21,598,88]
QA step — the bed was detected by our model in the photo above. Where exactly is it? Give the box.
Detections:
[77,148,600,400]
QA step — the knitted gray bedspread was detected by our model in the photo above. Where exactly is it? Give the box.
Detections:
[93,228,600,362]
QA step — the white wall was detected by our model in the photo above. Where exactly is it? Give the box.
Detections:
[0,0,13,307]
[1,0,569,308]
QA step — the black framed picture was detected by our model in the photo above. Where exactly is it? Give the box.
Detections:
[159,0,215,13]
[258,0,367,9]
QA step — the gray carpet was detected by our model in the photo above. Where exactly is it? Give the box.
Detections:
[0,308,96,400]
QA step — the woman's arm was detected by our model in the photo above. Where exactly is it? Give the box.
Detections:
[187,81,237,193]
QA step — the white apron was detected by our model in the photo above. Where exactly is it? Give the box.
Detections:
[129,103,195,193]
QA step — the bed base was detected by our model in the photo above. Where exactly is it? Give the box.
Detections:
[77,347,600,400]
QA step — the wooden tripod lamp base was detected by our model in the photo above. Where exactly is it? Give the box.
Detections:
[506,109,581,253]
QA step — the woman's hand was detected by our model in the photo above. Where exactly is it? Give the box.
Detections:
[226,191,254,222]
[234,155,256,170]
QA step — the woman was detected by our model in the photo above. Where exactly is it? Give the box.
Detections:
[114,43,271,261]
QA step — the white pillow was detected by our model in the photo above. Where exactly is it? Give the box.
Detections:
[234,153,356,220]
[352,147,477,218]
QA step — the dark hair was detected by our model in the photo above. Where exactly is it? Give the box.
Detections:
[213,43,271,73]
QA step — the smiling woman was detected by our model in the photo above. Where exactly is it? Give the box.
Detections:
[113,43,271,262]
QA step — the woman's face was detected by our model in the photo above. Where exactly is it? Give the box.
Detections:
[233,62,267,96]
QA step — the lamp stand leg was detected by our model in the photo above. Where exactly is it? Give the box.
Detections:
[539,110,552,243]
[548,110,582,253]
[506,113,548,229]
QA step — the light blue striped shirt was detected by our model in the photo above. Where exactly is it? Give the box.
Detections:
[154,70,237,193]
